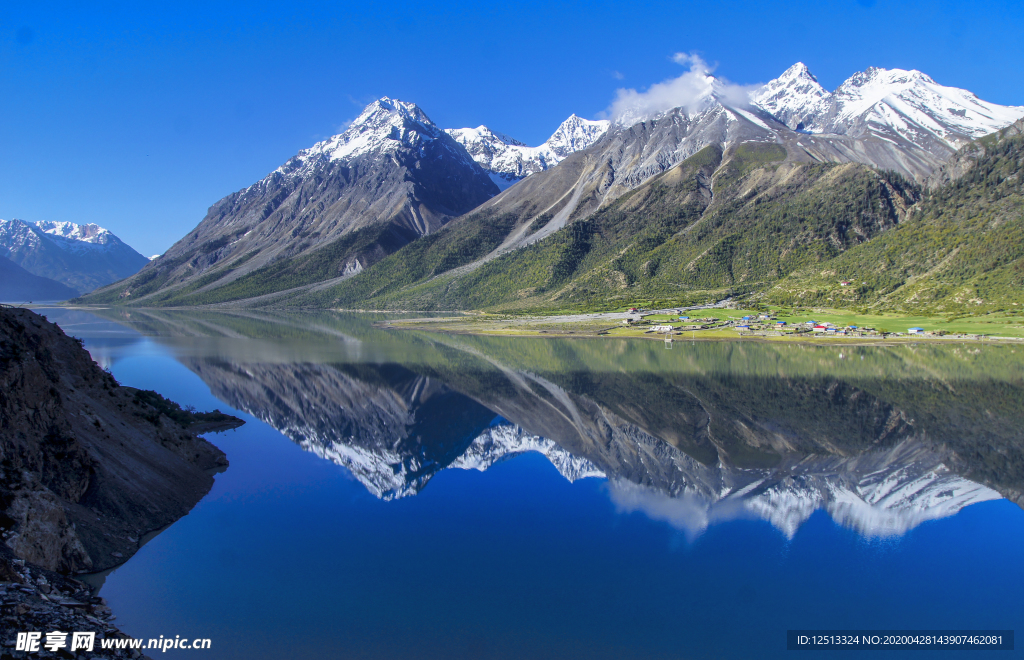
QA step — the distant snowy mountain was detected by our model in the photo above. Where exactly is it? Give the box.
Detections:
[463,62,1024,257]
[446,114,610,190]
[0,219,149,294]
[751,62,1024,154]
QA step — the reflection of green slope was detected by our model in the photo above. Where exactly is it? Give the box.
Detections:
[424,333,1024,497]
[94,309,1024,501]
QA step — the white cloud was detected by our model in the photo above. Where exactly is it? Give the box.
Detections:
[605,52,760,125]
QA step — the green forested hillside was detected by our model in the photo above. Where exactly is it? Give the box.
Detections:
[768,120,1024,313]
[303,142,920,311]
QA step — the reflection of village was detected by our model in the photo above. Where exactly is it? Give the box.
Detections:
[622,308,990,340]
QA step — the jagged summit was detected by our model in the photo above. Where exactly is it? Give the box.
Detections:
[751,63,1024,150]
[34,220,115,245]
[446,113,610,190]
[279,96,465,176]
[546,114,611,157]
[780,62,817,81]
[750,62,830,130]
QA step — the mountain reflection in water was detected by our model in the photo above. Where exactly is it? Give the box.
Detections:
[87,308,1024,539]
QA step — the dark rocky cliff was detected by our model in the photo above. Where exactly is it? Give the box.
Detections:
[0,306,241,574]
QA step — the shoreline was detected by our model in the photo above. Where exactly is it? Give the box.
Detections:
[378,318,1024,346]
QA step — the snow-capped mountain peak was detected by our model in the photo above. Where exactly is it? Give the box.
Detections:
[751,62,1024,150]
[545,114,611,158]
[446,113,610,190]
[750,61,830,130]
[279,97,452,175]
[1,219,118,253]
[447,125,526,148]
[34,220,114,245]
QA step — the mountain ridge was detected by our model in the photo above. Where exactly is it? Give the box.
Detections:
[0,219,149,294]
[74,62,1024,311]
[446,114,610,190]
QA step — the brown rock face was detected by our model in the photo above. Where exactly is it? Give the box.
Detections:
[0,306,237,573]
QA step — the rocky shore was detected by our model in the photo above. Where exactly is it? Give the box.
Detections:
[1,306,243,656]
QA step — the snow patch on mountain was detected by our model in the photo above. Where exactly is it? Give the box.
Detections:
[446,114,609,189]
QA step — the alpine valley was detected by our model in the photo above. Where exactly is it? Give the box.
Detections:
[77,63,1024,314]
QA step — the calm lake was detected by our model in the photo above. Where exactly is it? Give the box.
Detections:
[38,308,1024,659]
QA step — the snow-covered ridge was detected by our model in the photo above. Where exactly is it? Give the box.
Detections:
[609,440,1001,540]
[449,424,604,483]
[1,219,119,255]
[751,62,1024,151]
[35,220,114,245]
[749,62,830,131]
[446,114,610,190]
[298,422,602,500]
[274,97,472,178]
[268,95,607,188]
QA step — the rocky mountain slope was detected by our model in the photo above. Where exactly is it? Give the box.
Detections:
[306,79,1024,313]
[0,219,149,294]
[446,114,609,190]
[0,255,79,302]
[0,306,241,574]
[76,98,499,307]
[304,141,920,311]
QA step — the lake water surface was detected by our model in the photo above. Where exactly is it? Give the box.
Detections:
[39,308,1024,659]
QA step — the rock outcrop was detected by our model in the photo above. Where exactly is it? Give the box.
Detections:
[0,306,241,574]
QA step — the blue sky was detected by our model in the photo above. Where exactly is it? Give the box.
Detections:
[2,0,1022,256]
